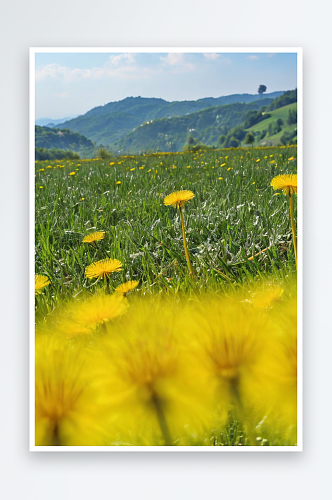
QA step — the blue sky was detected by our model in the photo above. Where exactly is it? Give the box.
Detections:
[35,52,297,119]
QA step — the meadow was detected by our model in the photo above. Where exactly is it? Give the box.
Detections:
[34,145,298,447]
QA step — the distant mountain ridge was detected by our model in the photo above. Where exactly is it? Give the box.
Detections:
[58,92,284,146]
[35,116,78,127]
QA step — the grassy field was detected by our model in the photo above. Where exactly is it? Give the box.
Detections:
[35,145,297,313]
[34,144,298,447]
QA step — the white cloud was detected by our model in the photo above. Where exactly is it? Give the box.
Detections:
[159,53,196,72]
[203,53,220,60]
[160,53,184,66]
[248,55,259,60]
[35,54,136,82]
[107,53,135,66]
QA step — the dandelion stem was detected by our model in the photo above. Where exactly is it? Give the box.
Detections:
[152,394,173,446]
[179,206,194,278]
[288,193,297,269]
[231,379,256,446]
[51,422,61,446]
[106,275,110,294]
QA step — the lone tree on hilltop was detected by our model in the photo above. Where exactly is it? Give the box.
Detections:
[258,85,267,98]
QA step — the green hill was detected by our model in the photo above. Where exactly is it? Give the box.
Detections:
[245,103,297,146]
[35,126,94,150]
[112,98,275,154]
[58,92,283,146]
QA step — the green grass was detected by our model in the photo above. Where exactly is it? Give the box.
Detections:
[35,145,297,317]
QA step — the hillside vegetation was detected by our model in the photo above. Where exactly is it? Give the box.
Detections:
[58,92,283,146]
[35,126,94,150]
[113,98,275,153]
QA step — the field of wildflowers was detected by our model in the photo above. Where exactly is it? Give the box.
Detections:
[34,145,298,447]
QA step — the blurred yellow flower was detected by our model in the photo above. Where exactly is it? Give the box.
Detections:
[116,181,121,185]
[69,172,76,176]
[35,334,109,446]
[115,280,139,296]
[35,274,50,295]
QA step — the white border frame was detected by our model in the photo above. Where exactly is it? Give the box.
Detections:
[30,46,302,452]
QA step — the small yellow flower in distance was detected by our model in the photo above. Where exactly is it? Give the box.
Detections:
[35,274,50,295]
[116,181,121,185]
[220,163,226,167]
[46,166,52,169]
[82,198,85,200]
[271,174,297,195]
[130,168,135,171]
[139,166,144,169]
[110,162,115,165]
[219,177,223,180]
[164,190,195,209]
[288,156,295,161]
[69,172,76,176]
[227,167,232,172]
[148,169,151,172]
[39,186,43,189]
[252,182,255,185]
[83,231,105,244]
[85,258,122,279]
[256,159,260,163]
[115,280,139,296]
[269,160,275,164]
[187,166,191,168]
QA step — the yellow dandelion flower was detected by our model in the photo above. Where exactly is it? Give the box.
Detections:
[220,163,226,167]
[35,334,109,446]
[69,172,76,176]
[59,294,128,337]
[256,159,260,163]
[39,186,43,189]
[130,168,135,171]
[116,181,121,185]
[115,280,139,296]
[270,174,297,195]
[271,174,297,268]
[288,156,295,161]
[82,231,105,244]
[164,190,194,279]
[218,177,223,180]
[227,167,232,172]
[85,258,122,280]
[97,302,209,445]
[35,274,50,295]
[164,190,195,209]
